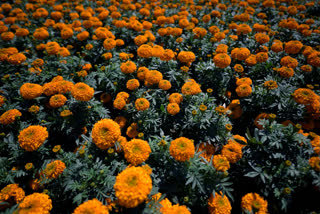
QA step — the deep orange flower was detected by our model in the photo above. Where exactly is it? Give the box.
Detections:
[167,103,180,115]
[169,137,195,162]
[213,53,231,68]
[20,83,43,99]
[208,192,232,214]
[241,193,268,214]
[221,141,242,164]
[18,125,48,151]
[123,139,151,165]
[71,82,94,101]
[0,109,22,125]
[91,119,121,150]
[135,98,150,111]
[49,94,67,108]
[236,84,252,97]
[43,160,66,179]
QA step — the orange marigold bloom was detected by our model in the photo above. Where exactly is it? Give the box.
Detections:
[61,27,73,39]
[0,95,6,107]
[137,44,153,58]
[126,79,140,90]
[177,51,196,64]
[0,183,25,204]
[236,78,252,86]
[280,56,298,68]
[160,49,175,61]
[49,94,67,108]
[169,93,183,104]
[241,193,268,214]
[245,55,257,66]
[135,98,150,111]
[103,38,116,50]
[43,160,66,179]
[33,28,49,40]
[145,70,163,85]
[181,79,202,95]
[232,135,248,147]
[0,109,22,125]
[213,154,230,171]
[271,40,283,53]
[213,53,231,68]
[71,82,94,101]
[293,88,317,104]
[285,40,303,55]
[169,137,195,162]
[1,32,14,41]
[113,98,126,110]
[17,193,52,214]
[254,33,270,44]
[77,31,89,41]
[301,65,312,72]
[123,139,151,165]
[256,52,268,63]
[216,44,228,54]
[91,119,121,150]
[208,192,232,214]
[237,24,252,35]
[114,116,127,128]
[73,199,109,214]
[264,80,278,90]
[236,84,252,97]
[277,66,294,78]
[7,53,26,64]
[120,61,137,74]
[114,166,152,208]
[231,48,251,61]
[152,45,165,58]
[167,103,180,116]
[221,142,242,164]
[20,83,43,99]
[159,80,172,90]
[18,125,48,152]
[60,109,72,117]
[234,64,244,73]
[309,156,320,171]
[126,123,138,138]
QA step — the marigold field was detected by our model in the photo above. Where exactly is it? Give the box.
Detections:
[1,0,320,213]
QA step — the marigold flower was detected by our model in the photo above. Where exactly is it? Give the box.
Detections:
[103,38,116,50]
[236,78,252,86]
[7,53,27,64]
[20,83,43,99]
[135,98,150,111]
[49,94,67,108]
[71,82,94,101]
[293,88,317,104]
[113,98,126,110]
[167,103,180,116]
[152,45,165,58]
[231,48,251,61]
[0,109,22,125]
[126,123,138,138]
[114,166,152,208]
[254,33,270,44]
[234,64,244,73]
[137,44,153,58]
[73,199,109,214]
[77,31,89,41]
[309,156,320,171]
[241,193,268,214]
[0,183,25,204]
[221,142,242,164]
[264,80,278,90]
[177,51,196,64]
[126,79,140,90]
[120,61,137,74]
[60,109,73,117]
[213,155,230,171]
[280,56,298,68]
[18,125,48,152]
[285,40,303,54]
[236,84,252,97]
[114,116,127,128]
[92,119,121,150]
[123,139,151,165]
[213,53,231,68]
[43,160,66,179]
[277,66,294,78]
[159,80,172,90]
[145,70,163,85]
[208,192,232,214]
[160,49,175,61]
[17,193,52,214]
[46,41,60,55]
[170,137,195,162]
[181,79,202,95]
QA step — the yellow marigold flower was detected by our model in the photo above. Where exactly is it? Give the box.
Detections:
[60,109,72,117]
[126,79,140,90]
[43,160,66,179]
[145,70,163,86]
[181,79,202,95]
[17,193,52,214]
[208,192,232,214]
[71,82,94,101]
[169,137,195,162]
[221,142,242,164]
[123,139,151,165]
[135,98,150,111]
[28,105,40,113]
[120,61,137,74]
[25,162,33,170]
[169,93,183,104]
[213,155,230,171]
[114,166,152,208]
[213,53,231,68]
[0,183,25,204]
[264,80,278,90]
[225,124,233,132]
[0,109,22,125]
[159,80,172,90]
[20,83,43,99]
[18,125,48,152]
[91,119,121,150]
[49,94,67,108]
[235,84,252,97]
[309,156,320,171]
[73,198,109,214]
[199,104,207,112]
[52,145,61,153]
[167,103,180,115]
[241,193,268,214]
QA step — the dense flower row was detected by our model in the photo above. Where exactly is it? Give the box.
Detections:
[0,0,320,213]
